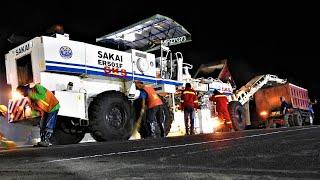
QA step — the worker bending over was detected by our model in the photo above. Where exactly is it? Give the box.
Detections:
[210,90,233,130]
[16,83,60,147]
[135,81,165,138]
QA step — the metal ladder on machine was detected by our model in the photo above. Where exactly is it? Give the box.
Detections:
[236,74,287,105]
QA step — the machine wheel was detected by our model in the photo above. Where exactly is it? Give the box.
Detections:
[89,91,134,141]
[228,101,246,131]
[162,100,174,136]
[293,111,302,126]
[50,117,85,145]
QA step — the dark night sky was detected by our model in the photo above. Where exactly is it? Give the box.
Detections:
[0,1,319,99]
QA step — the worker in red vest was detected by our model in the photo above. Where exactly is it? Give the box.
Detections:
[209,90,232,129]
[135,81,165,138]
[181,83,198,135]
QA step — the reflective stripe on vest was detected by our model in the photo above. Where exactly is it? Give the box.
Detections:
[214,95,227,98]
[143,85,163,109]
[33,89,59,113]
[183,91,196,95]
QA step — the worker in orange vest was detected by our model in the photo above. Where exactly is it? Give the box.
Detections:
[209,90,232,130]
[181,83,198,135]
[135,80,165,138]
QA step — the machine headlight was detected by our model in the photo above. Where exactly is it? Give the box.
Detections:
[260,111,268,117]
[212,119,223,128]
[11,91,23,100]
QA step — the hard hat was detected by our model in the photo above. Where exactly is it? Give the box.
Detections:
[0,105,8,113]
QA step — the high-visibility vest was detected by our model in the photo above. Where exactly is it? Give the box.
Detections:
[143,85,163,109]
[30,88,59,113]
[181,88,198,109]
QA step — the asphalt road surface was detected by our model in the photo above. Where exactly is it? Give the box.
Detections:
[1,126,320,180]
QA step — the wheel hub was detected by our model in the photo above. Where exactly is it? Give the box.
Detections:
[105,106,125,129]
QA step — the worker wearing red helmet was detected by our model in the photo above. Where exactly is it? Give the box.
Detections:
[209,89,232,129]
[181,83,198,135]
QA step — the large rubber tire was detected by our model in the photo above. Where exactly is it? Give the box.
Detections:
[228,101,246,131]
[284,113,294,127]
[133,97,173,138]
[89,91,134,141]
[162,100,174,136]
[293,111,302,126]
[50,117,85,145]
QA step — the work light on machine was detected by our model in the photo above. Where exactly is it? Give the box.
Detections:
[260,111,268,117]
[212,117,224,128]
[11,91,23,100]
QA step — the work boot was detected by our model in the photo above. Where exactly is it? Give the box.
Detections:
[36,141,50,147]
[36,131,53,147]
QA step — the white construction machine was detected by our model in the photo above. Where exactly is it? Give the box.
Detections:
[5,14,191,144]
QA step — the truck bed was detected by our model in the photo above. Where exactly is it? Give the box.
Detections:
[254,83,309,118]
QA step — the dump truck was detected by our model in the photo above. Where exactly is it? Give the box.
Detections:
[254,83,313,127]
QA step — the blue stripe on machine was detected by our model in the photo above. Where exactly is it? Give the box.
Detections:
[46,65,86,74]
[46,60,156,78]
[46,64,181,86]
[46,66,158,84]
[157,79,183,86]
[46,60,86,67]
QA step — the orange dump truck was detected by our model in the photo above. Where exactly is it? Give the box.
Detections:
[254,83,312,127]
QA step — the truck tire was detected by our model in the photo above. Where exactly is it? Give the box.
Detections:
[293,111,302,126]
[286,114,295,127]
[50,117,85,145]
[228,101,246,131]
[89,91,134,141]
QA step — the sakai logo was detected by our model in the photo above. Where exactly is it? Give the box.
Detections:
[59,46,72,59]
